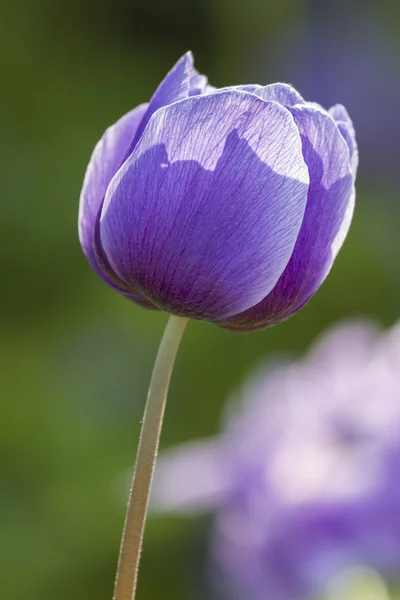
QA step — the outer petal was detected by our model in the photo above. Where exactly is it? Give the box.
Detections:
[329,104,359,175]
[78,104,159,308]
[100,91,309,320]
[222,105,354,330]
[127,52,196,155]
[78,103,147,272]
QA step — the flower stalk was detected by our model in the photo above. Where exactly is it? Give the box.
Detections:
[113,314,188,600]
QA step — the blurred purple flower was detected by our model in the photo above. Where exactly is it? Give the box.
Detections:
[153,321,400,599]
[79,52,357,329]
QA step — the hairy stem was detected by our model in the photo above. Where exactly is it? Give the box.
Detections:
[113,315,188,600]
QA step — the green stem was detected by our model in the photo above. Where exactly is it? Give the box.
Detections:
[113,315,188,600]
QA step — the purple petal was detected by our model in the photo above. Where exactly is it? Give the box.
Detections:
[78,104,159,308]
[254,82,306,107]
[216,83,305,108]
[78,103,148,281]
[100,91,309,320]
[189,73,209,96]
[222,105,354,329]
[330,104,359,175]
[215,84,263,94]
[128,52,195,153]
[79,52,207,310]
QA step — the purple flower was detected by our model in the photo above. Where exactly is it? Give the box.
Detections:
[79,52,357,329]
[153,322,400,599]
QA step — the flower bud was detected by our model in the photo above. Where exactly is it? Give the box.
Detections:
[79,52,357,329]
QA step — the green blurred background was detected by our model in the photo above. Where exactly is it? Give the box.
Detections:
[1,0,400,598]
